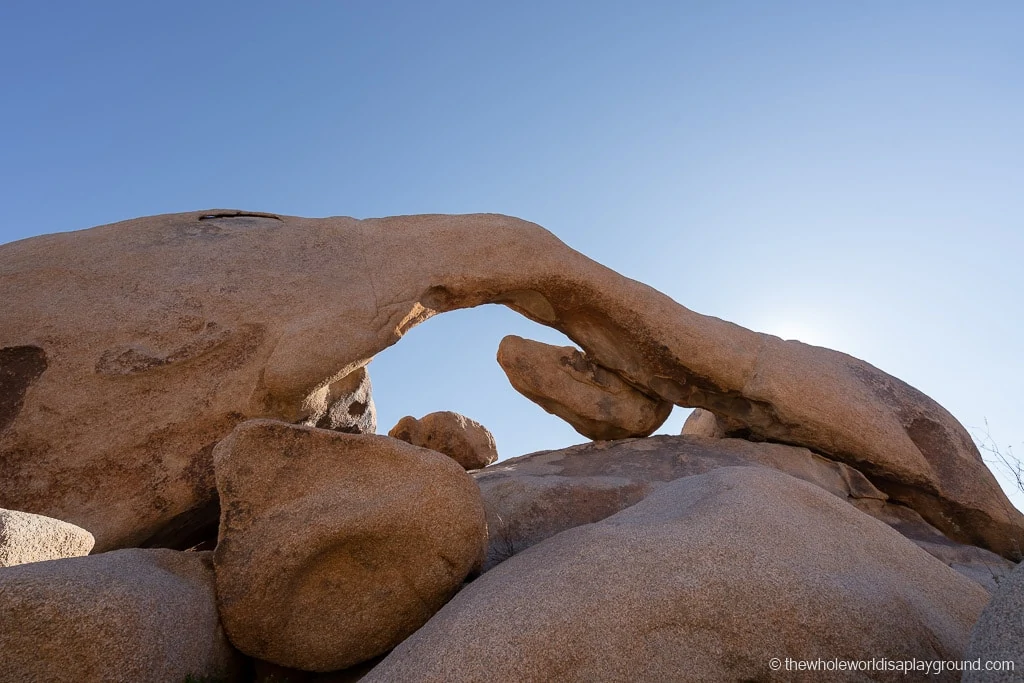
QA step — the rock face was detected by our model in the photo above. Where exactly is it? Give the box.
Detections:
[496,335,672,440]
[0,508,94,567]
[0,548,240,683]
[1,210,1020,559]
[388,411,498,470]
[368,467,990,682]
[213,420,487,672]
[308,365,376,434]
[474,435,1015,585]
[964,560,1024,681]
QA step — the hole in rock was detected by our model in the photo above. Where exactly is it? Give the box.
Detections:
[371,305,688,461]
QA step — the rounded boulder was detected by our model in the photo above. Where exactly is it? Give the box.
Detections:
[213,420,488,672]
[388,411,498,470]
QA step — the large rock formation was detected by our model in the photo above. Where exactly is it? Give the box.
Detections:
[474,434,1015,586]
[964,560,1024,681]
[496,335,673,440]
[1,210,1020,559]
[213,420,487,672]
[388,411,498,470]
[367,467,990,682]
[0,508,94,567]
[0,548,240,682]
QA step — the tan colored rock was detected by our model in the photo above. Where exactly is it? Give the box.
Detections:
[1,210,1019,558]
[680,407,725,437]
[964,560,1024,681]
[0,548,241,683]
[213,420,487,672]
[496,335,672,440]
[368,467,989,682]
[0,508,94,567]
[307,365,376,434]
[475,435,1014,585]
[388,411,497,470]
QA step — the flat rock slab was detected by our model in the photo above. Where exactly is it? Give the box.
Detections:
[0,507,94,567]
[213,420,487,672]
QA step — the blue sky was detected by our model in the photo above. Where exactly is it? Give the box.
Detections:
[2,2,1021,509]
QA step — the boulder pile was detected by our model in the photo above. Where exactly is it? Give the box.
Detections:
[0,210,1020,681]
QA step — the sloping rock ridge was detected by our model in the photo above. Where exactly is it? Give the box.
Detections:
[368,467,990,682]
[473,434,1016,587]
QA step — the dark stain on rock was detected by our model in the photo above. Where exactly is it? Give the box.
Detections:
[0,346,48,433]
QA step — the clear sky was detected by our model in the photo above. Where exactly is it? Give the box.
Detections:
[2,2,1021,510]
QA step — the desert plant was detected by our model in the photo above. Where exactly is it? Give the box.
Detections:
[974,419,1024,495]
[973,420,1024,565]
[487,512,521,567]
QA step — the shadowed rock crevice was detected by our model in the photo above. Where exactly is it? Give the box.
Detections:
[138,496,221,551]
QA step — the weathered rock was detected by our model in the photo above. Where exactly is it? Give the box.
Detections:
[474,435,1016,586]
[309,365,376,434]
[1,211,1019,558]
[369,467,989,682]
[680,407,725,437]
[681,407,788,440]
[0,508,94,567]
[388,411,497,470]
[213,420,487,672]
[496,335,672,440]
[964,560,1024,681]
[0,548,240,683]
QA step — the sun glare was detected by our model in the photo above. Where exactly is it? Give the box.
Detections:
[754,315,845,350]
